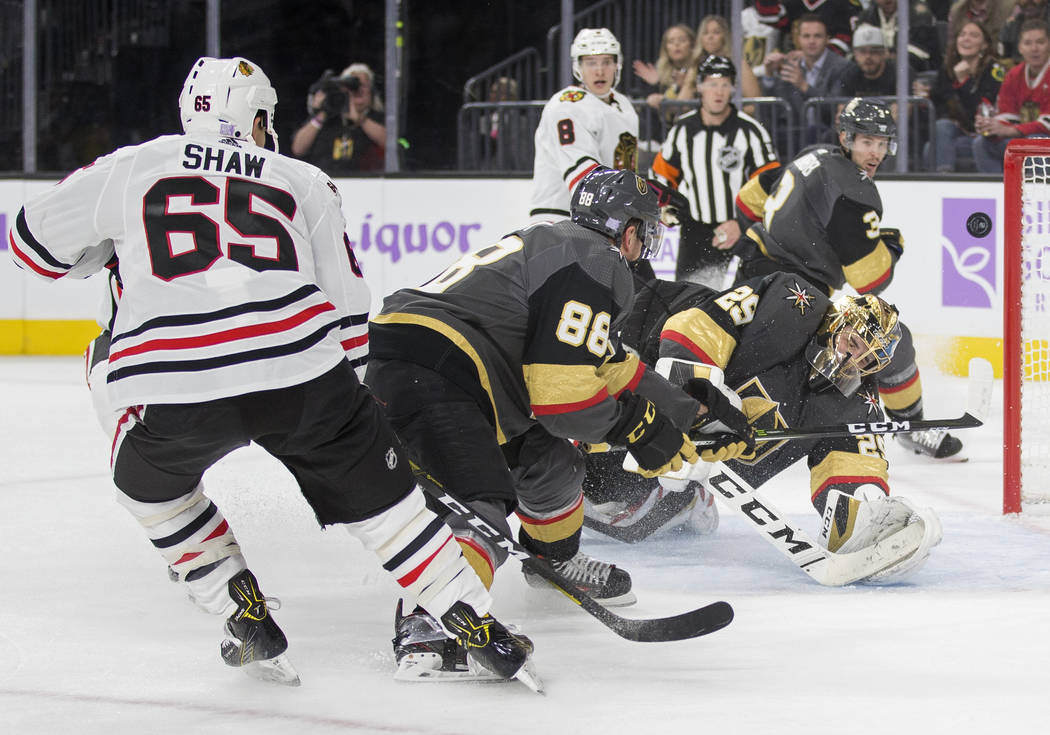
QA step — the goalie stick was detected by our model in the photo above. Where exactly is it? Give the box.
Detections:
[705,461,926,586]
[688,412,983,447]
[410,461,734,643]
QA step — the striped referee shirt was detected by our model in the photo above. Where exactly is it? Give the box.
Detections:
[651,106,777,226]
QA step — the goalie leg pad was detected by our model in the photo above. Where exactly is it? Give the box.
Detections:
[346,486,492,623]
[863,500,943,584]
[116,483,246,614]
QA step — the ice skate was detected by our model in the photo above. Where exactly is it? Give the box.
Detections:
[522,549,636,606]
[896,428,966,461]
[440,600,542,693]
[393,600,539,692]
[219,569,300,686]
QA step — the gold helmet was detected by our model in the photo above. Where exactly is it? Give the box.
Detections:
[806,294,901,396]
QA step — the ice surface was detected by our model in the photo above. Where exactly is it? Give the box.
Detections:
[2,357,1048,734]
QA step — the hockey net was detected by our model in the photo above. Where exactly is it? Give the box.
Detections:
[1004,140,1050,513]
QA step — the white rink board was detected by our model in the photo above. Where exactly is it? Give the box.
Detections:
[1,177,1005,342]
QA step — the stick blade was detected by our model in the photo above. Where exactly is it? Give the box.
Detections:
[611,600,734,642]
[967,357,995,422]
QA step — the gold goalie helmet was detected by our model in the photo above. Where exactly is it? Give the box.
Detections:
[805,294,902,396]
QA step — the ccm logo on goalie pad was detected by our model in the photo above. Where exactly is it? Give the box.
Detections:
[708,471,815,555]
[847,420,910,434]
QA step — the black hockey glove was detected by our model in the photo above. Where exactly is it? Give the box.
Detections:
[880,228,904,260]
[646,178,690,228]
[606,391,698,478]
[683,378,756,462]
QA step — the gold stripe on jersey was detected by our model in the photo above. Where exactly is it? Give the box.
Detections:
[736,175,769,222]
[809,450,889,502]
[516,496,584,544]
[842,241,893,294]
[879,371,923,413]
[595,353,645,397]
[660,308,736,369]
[523,363,609,415]
[455,537,495,589]
[372,312,508,443]
[746,224,772,258]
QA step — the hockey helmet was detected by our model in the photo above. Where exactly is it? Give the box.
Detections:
[805,294,901,397]
[698,55,736,83]
[571,167,662,259]
[571,28,623,88]
[838,97,897,156]
[179,57,279,151]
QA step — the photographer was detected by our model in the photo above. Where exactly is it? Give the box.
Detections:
[291,63,385,173]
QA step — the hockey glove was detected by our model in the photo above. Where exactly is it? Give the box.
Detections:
[683,378,756,462]
[607,391,698,478]
[646,178,690,228]
[880,228,904,260]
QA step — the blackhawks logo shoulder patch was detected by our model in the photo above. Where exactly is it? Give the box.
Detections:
[560,89,586,103]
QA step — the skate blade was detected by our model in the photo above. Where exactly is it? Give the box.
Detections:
[394,658,505,683]
[512,658,545,694]
[241,653,301,686]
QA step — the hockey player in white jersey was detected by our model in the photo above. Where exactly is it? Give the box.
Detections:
[528,27,640,223]
[9,56,539,692]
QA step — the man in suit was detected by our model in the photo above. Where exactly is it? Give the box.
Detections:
[762,13,851,144]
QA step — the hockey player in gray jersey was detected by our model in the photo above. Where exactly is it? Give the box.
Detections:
[731,98,965,460]
[582,272,943,584]
[10,56,539,691]
[366,167,753,680]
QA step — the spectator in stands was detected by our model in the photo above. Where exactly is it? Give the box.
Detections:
[634,23,698,121]
[697,15,763,98]
[650,56,777,287]
[915,20,1004,171]
[479,77,530,171]
[762,13,850,144]
[742,1,783,77]
[974,18,1050,171]
[836,24,916,99]
[856,0,942,71]
[1000,0,1050,63]
[948,0,1015,44]
[751,0,858,56]
[291,63,385,174]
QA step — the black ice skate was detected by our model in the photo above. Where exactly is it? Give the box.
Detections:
[522,550,636,606]
[439,601,542,693]
[220,569,300,686]
[897,428,966,461]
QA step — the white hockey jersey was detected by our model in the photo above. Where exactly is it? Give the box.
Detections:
[528,85,639,219]
[9,132,370,408]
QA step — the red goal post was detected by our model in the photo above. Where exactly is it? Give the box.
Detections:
[1003,139,1050,514]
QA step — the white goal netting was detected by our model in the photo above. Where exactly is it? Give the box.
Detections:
[1014,156,1050,508]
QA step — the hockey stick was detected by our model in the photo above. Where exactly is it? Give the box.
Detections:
[704,462,926,586]
[688,412,983,448]
[409,461,734,643]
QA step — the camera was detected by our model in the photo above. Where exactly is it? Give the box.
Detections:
[308,69,358,118]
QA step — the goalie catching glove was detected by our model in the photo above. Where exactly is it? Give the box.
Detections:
[606,391,698,478]
[682,378,756,462]
[646,178,690,228]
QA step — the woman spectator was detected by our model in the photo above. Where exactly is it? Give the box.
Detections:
[633,23,698,119]
[916,20,1005,171]
[696,15,762,98]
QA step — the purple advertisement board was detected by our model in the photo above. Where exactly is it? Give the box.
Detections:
[941,198,996,308]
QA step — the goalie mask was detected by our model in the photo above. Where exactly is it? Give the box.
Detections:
[805,294,901,397]
[571,167,662,259]
[571,28,623,88]
[838,97,897,156]
[179,56,279,151]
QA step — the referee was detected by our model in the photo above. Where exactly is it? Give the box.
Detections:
[651,56,777,286]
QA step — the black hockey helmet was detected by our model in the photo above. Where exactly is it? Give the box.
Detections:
[571,167,662,258]
[698,55,736,83]
[838,97,898,155]
[805,294,902,396]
